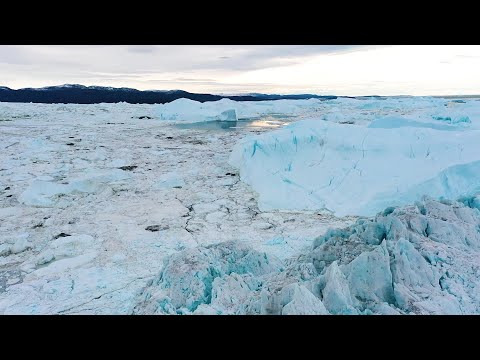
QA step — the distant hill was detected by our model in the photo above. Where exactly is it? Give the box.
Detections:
[0,84,338,104]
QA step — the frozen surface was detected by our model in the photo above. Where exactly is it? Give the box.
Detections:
[0,100,351,314]
[133,197,480,315]
[1,96,480,314]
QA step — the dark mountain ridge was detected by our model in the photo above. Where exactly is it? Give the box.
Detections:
[0,84,338,104]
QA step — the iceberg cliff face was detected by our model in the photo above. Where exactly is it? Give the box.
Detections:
[229,120,480,217]
[132,197,480,315]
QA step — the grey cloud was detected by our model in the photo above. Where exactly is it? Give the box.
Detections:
[173,77,218,82]
[0,46,34,65]
[127,45,157,54]
[82,72,148,79]
[0,45,373,74]
[194,45,372,71]
[145,79,220,85]
[0,45,381,91]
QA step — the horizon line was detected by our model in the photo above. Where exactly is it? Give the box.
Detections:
[1,83,479,99]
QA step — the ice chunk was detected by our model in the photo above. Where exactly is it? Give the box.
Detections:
[390,238,438,292]
[152,172,185,189]
[322,261,357,314]
[0,244,12,257]
[19,170,130,207]
[19,180,70,207]
[344,241,395,305]
[28,252,97,279]
[11,234,32,254]
[35,250,55,266]
[209,273,259,314]
[50,234,96,258]
[218,109,237,122]
[280,283,329,315]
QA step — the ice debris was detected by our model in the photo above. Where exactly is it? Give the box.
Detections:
[133,197,480,315]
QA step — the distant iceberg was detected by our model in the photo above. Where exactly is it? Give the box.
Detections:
[156,98,323,123]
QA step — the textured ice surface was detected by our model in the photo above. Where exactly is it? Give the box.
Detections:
[133,197,480,315]
[230,119,480,216]
[132,242,283,314]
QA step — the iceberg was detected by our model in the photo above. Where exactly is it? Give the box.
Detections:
[230,120,480,216]
[156,98,323,123]
[157,98,239,122]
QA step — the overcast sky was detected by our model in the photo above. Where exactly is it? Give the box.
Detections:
[0,45,479,95]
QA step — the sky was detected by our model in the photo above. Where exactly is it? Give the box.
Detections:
[0,45,479,96]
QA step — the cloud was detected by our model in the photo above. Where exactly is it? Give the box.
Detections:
[193,45,371,71]
[173,77,218,82]
[456,54,480,59]
[127,46,157,54]
[0,45,477,95]
[0,45,372,90]
[0,45,370,75]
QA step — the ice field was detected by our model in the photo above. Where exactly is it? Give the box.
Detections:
[1,96,480,314]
